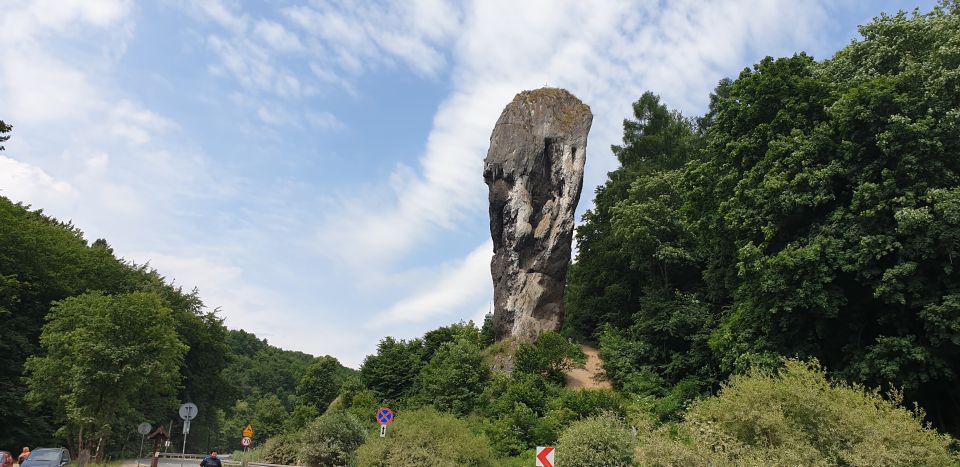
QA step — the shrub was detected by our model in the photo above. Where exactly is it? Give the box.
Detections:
[555,388,626,419]
[515,332,585,383]
[635,360,960,466]
[555,412,635,467]
[261,431,303,466]
[356,408,496,466]
[300,410,366,467]
[347,389,380,428]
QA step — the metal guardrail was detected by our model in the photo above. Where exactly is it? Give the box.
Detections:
[157,454,207,460]
[153,456,298,467]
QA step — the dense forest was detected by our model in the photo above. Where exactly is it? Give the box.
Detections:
[3,4,960,466]
[0,191,352,457]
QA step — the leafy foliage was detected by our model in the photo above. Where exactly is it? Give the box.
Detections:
[355,408,495,467]
[414,337,488,415]
[555,413,635,467]
[514,331,586,383]
[0,120,10,151]
[260,431,303,466]
[25,292,188,456]
[359,337,424,402]
[635,360,960,466]
[300,410,366,467]
[568,5,960,433]
[297,355,346,413]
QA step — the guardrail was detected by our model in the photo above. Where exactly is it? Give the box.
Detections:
[154,456,297,467]
[157,454,207,460]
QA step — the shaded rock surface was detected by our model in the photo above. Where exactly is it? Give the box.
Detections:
[483,88,592,341]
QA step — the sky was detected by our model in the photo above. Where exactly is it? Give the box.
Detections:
[0,0,937,367]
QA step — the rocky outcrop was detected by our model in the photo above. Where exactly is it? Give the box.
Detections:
[483,88,592,341]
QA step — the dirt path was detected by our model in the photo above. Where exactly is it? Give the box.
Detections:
[565,345,612,389]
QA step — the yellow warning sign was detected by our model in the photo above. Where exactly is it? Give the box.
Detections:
[242,424,254,438]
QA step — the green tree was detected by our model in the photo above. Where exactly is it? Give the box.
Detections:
[297,355,345,413]
[696,6,960,431]
[0,120,10,151]
[252,394,289,442]
[415,338,488,415]
[359,337,424,402]
[565,92,701,342]
[25,291,188,458]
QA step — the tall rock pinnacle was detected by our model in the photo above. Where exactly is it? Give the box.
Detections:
[483,88,592,341]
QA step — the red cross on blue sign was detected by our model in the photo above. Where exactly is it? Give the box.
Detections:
[376,407,394,426]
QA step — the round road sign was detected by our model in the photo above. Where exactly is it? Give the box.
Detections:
[376,407,394,426]
[137,422,152,435]
[179,402,198,421]
[241,437,252,447]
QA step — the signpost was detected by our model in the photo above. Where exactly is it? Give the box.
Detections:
[376,407,394,438]
[137,422,152,467]
[179,403,198,454]
[241,425,254,452]
[535,447,555,467]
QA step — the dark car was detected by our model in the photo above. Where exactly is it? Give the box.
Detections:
[1,451,14,467]
[19,449,69,467]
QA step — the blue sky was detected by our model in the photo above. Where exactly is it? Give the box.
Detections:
[0,0,936,367]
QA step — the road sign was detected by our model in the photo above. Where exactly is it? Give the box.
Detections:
[376,407,394,426]
[535,447,555,467]
[179,403,198,421]
[242,424,254,438]
[138,422,152,435]
[379,425,386,438]
[241,437,252,447]
[182,420,191,434]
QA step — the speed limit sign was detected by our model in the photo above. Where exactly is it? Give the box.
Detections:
[241,437,252,447]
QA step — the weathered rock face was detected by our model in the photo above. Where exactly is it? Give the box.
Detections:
[483,88,592,341]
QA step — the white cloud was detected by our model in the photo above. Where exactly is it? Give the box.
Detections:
[314,0,827,271]
[1,49,100,123]
[194,0,249,33]
[306,111,343,130]
[372,240,492,326]
[255,20,303,52]
[0,0,131,45]
[283,0,462,77]
[0,156,76,207]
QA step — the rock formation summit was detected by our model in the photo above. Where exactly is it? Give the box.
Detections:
[483,88,592,341]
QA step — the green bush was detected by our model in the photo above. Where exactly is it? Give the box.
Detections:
[356,408,496,466]
[415,338,488,415]
[261,431,303,466]
[555,412,635,467]
[514,332,586,383]
[555,388,626,419]
[635,360,960,466]
[347,389,380,428]
[300,410,366,467]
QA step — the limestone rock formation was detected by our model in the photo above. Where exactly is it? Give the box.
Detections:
[483,88,592,341]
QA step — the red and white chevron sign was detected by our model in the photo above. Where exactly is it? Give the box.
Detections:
[535,446,555,467]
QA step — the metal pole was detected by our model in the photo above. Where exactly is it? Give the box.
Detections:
[138,434,145,467]
[182,429,188,455]
[165,421,173,454]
